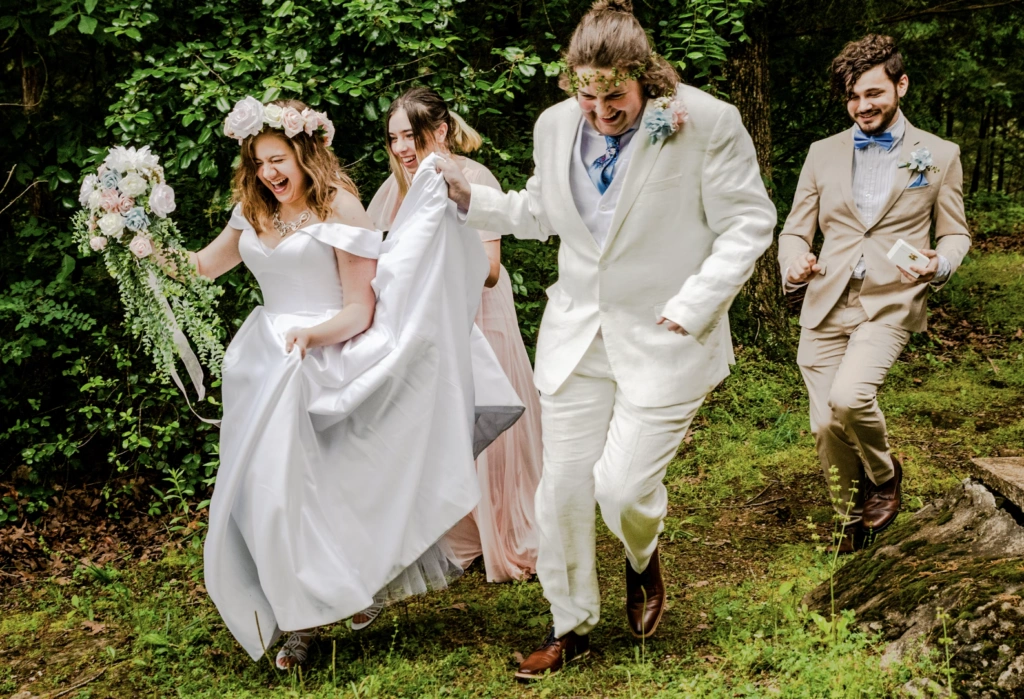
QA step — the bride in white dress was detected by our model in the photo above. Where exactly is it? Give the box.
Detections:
[186,98,522,669]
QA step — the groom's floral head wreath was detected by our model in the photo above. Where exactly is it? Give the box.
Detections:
[223,97,358,235]
[560,0,680,100]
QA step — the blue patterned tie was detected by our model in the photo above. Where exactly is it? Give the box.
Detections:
[853,129,895,151]
[588,135,622,194]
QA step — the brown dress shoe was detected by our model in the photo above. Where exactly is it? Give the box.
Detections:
[514,629,590,682]
[826,524,863,555]
[863,456,902,533]
[626,546,666,639]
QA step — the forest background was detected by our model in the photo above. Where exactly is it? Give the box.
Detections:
[1,0,1023,524]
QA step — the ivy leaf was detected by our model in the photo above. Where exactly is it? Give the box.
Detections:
[84,0,99,13]
[49,15,76,36]
[363,102,378,122]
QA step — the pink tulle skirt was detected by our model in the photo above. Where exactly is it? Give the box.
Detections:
[445,266,543,581]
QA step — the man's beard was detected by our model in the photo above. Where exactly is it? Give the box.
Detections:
[858,99,900,136]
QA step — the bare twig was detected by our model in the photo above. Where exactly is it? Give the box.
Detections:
[0,179,44,217]
[192,54,228,86]
[43,668,107,699]
[743,481,777,506]
[0,165,15,195]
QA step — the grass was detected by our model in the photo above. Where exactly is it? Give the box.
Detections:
[2,247,1022,698]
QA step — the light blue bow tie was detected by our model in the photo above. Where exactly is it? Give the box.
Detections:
[853,130,896,151]
[588,135,622,195]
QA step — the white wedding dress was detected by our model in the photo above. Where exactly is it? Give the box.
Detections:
[204,155,524,661]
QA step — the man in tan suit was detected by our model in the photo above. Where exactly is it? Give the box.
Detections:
[779,35,971,552]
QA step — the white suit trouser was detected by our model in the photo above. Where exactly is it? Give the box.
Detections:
[536,332,704,637]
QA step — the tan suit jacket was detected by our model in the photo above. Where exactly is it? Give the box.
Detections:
[778,120,971,332]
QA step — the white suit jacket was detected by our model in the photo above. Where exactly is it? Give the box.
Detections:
[465,84,777,407]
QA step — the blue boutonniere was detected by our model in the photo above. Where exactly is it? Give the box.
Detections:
[898,147,940,187]
[643,97,688,145]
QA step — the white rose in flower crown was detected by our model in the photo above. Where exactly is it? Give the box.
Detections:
[224,96,265,144]
[148,183,176,218]
[79,175,99,207]
[129,234,154,259]
[263,103,284,129]
[118,172,148,198]
[281,107,305,138]
[87,189,104,210]
[89,236,108,252]
[98,212,125,239]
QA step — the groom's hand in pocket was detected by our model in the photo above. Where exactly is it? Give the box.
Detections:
[657,317,689,336]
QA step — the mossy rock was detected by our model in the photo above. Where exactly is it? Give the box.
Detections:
[805,479,1024,698]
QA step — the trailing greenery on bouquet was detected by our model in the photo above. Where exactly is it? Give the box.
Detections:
[74,146,225,384]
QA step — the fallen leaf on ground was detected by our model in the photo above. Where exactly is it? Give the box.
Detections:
[82,620,107,635]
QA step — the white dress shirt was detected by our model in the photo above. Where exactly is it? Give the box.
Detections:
[569,117,641,250]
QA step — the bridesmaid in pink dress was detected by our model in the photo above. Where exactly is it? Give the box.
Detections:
[368,88,542,582]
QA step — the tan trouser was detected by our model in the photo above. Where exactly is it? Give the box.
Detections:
[797,279,910,525]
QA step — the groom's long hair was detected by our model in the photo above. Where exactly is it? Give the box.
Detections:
[560,0,680,99]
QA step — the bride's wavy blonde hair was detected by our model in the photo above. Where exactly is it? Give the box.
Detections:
[233,99,358,235]
[384,87,483,198]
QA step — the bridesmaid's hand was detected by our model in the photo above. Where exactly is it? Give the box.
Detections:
[285,328,313,358]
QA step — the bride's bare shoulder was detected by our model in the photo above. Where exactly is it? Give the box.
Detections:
[326,186,374,230]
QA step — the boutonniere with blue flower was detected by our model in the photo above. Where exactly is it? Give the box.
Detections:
[898,147,940,187]
[644,96,688,145]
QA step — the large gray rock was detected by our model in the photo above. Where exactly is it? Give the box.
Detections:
[805,479,1024,698]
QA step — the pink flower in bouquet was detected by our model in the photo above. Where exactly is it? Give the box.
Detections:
[100,189,128,213]
[281,107,305,138]
[148,183,176,218]
[88,217,97,231]
[89,236,108,252]
[128,234,154,259]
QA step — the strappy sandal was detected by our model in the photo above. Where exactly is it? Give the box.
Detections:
[275,630,313,670]
[350,593,386,631]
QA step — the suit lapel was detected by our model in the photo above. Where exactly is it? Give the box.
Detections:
[604,101,665,252]
[553,101,600,252]
[867,121,919,232]
[837,129,869,231]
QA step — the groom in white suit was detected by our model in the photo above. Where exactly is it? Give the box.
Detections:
[439,0,776,680]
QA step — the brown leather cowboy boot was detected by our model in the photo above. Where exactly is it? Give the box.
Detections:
[863,456,902,533]
[514,629,590,682]
[626,545,665,639]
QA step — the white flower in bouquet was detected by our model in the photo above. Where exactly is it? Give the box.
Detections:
[263,103,285,129]
[148,183,176,218]
[128,234,154,259]
[87,189,104,210]
[118,172,149,198]
[282,107,305,138]
[124,207,151,233]
[105,145,160,174]
[224,96,266,144]
[89,236,108,252]
[79,175,99,207]
[98,212,125,239]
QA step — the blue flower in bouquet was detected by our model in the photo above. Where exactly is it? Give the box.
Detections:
[100,169,122,190]
[124,206,150,233]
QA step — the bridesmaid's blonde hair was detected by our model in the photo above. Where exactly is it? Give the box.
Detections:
[385,87,483,197]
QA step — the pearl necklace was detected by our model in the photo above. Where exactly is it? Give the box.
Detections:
[272,209,311,237]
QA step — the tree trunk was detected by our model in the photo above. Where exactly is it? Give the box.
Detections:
[970,104,990,195]
[725,25,792,353]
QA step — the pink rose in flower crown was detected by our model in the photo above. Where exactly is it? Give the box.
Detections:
[89,236,108,252]
[224,96,265,144]
[128,234,154,259]
[281,107,305,138]
[321,116,335,147]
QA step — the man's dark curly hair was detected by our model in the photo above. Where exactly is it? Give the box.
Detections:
[830,34,905,98]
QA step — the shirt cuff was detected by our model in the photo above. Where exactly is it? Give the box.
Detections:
[930,254,952,286]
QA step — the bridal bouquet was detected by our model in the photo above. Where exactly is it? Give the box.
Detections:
[74,146,225,391]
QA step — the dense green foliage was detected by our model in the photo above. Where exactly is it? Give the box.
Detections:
[1,0,1022,511]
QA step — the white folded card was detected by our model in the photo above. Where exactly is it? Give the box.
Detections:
[886,239,923,279]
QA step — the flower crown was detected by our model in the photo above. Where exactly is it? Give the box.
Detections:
[223,96,336,147]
